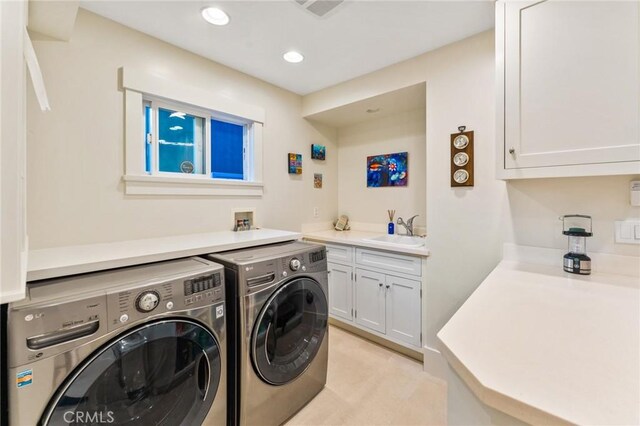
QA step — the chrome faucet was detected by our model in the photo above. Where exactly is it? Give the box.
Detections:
[396,215,419,236]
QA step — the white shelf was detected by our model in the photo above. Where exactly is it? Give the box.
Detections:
[27,228,301,281]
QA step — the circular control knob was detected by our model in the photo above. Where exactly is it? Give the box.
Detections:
[135,291,160,313]
[166,301,174,310]
[289,258,301,271]
[119,314,129,323]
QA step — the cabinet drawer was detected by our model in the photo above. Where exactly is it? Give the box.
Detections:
[355,248,421,277]
[325,244,353,264]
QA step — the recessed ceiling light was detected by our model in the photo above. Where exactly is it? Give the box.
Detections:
[201,7,230,26]
[283,51,304,63]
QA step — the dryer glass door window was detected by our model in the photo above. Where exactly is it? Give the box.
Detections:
[252,277,328,385]
[41,319,221,426]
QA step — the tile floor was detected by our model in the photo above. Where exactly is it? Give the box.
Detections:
[286,326,447,426]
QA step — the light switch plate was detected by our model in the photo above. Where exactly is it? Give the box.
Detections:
[615,220,640,245]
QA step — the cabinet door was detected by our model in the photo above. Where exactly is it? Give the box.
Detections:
[503,0,639,169]
[385,275,421,347]
[327,262,353,321]
[0,0,28,304]
[354,269,385,334]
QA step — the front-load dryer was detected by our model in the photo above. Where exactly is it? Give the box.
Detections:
[205,241,329,426]
[7,257,227,426]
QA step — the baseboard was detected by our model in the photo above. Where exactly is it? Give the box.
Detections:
[423,344,449,382]
[328,318,423,362]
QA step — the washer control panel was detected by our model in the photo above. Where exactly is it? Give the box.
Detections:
[278,248,326,277]
[106,268,224,332]
[135,290,160,313]
[289,258,302,271]
[183,272,223,307]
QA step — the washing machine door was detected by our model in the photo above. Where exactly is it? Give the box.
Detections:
[252,277,328,385]
[41,319,221,426]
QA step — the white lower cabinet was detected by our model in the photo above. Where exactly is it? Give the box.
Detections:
[355,269,386,334]
[327,262,353,321]
[325,243,422,349]
[385,275,421,347]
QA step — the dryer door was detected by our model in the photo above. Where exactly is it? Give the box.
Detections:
[41,319,221,426]
[252,277,328,385]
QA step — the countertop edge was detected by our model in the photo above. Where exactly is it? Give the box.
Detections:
[303,231,430,257]
[437,338,573,426]
[437,259,640,426]
[27,230,301,281]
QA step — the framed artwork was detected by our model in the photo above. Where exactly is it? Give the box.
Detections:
[314,173,323,188]
[311,144,326,160]
[366,152,408,187]
[288,153,302,174]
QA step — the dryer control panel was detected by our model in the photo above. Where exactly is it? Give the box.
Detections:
[278,248,327,278]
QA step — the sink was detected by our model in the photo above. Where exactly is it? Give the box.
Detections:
[363,234,425,248]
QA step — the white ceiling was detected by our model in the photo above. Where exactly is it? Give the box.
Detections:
[305,82,426,127]
[80,1,495,95]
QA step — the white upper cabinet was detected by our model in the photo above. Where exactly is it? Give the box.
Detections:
[497,0,640,178]
[0,0,28,303]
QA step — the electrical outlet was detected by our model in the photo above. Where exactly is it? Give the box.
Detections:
[615,220,640,245]
[313,207,319,218]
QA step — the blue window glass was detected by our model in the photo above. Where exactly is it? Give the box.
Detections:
[211,119,244,180]
[158,108,205,174]
[144,105,152,173]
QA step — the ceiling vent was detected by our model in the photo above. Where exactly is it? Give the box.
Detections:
[295,0,344,18]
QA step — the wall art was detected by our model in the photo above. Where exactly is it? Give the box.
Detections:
[311,144,326,160]
[288,153,302,174]
[366,152,408,187]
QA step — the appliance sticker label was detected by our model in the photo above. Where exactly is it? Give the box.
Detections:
[16,369,33,388]
[216,305,224,319]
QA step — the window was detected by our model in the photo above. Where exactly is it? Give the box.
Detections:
[122,67,264,196]
[211,119,245,180]
[143,99,249,180]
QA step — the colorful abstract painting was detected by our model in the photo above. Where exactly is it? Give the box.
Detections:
[314,173,323,188]
[311,144,326,160]
[366,152,408,187]
[288,153,302,174]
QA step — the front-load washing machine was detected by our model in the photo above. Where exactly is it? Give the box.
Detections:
[7,257,227,426]
[205,241,329,426]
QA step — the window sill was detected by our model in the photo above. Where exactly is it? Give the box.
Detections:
[123,174,264,197]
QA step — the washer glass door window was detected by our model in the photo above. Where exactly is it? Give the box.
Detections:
[252,277,328,385]
[41,320,221,426]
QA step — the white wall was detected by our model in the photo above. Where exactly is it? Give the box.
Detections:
[304,28,640,372]
[506,175,640,257]
[336,109,426,230]
[305,31,506,363]
[26,9,338,249]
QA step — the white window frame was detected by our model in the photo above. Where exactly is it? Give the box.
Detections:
[122,67,264,196]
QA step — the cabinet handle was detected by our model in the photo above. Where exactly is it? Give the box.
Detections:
[378,283,383,287]
[385,284,390,289]
[327,271,331,275]
[508,147,515,155]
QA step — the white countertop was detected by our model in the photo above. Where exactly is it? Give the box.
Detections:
[303,229,430,257]
[27,228,301,281]
[437,260,640,425]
